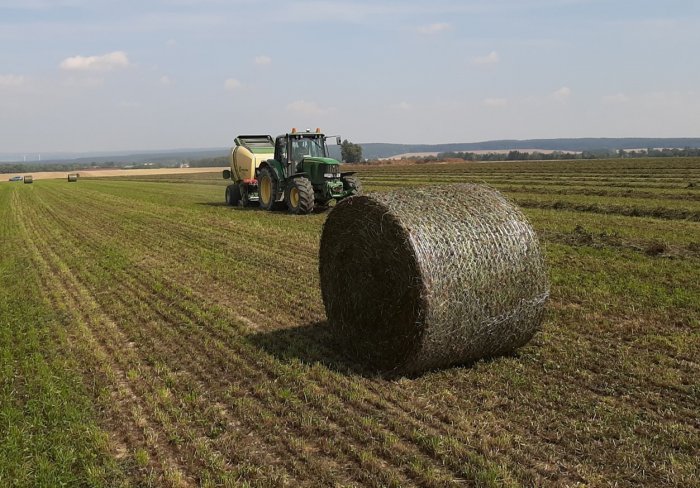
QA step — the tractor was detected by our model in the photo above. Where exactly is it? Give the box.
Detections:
[223,129,362,214]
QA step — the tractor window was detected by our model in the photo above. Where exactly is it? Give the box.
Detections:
[276,137,288,164]
[291,136,326,164]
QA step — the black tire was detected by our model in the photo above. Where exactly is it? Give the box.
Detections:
[284,177,315,215]
[258,166,279,211]
[225,183,240,206]
[238,182,250,207]
[342,175,363,195]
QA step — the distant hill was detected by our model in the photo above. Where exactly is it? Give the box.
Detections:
[2,138,700,165]
[353,138,700,160]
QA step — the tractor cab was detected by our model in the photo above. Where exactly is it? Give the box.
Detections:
[274,128,335,176]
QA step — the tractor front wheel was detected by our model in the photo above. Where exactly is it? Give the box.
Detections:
[285,177,315,215]
[258,167,279,211]
[225,184,241,206]
[341,175,363,196]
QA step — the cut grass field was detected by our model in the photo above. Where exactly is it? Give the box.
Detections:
[1,158,698,487]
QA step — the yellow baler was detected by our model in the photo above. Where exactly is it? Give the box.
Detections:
[223,135,274,206]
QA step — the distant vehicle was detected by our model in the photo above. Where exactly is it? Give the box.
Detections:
[9,176,23,182]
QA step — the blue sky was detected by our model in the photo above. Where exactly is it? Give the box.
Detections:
[1,0,699,152]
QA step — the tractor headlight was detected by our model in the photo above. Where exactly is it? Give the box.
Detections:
[324,173,341,178]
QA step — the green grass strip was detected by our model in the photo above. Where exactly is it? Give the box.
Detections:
[0,185,124,487]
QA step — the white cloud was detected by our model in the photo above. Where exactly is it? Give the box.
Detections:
[552,86,571,102]
[59,51,129,72]
[0,74,25,87]
[160,75,172,85]
[483,97,507,108]
[286,100,328,115]
[473,51,500,65]
[417,22,451,34]
[224,78,241,90]
[255,55,271,65]
[602,93,630,104]
[395,101,412,110]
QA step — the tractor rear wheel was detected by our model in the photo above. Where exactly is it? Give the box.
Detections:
[225,184,241,206]
[258,167,279,211]
[341,175,363,196]
[285,177,315,215]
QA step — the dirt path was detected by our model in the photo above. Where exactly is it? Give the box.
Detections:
[1,166,227,183]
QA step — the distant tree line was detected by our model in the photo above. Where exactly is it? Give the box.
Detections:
[437,147,700,162]
[186,156,229,168]
[5,146,698,175]
[0,160,121,174]
[618,147,700,158]
[438,147,700,162]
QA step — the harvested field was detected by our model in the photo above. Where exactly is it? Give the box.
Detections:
[1,157,699,487]
[0,166,227,183]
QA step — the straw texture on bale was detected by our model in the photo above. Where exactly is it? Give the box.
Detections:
[23,176,33,184]
[319,184,549,375]
[67,174,78,182]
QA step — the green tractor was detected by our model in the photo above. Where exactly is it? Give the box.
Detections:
[224,129,361,214]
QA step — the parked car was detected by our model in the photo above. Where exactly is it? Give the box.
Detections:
[9,176,23,182]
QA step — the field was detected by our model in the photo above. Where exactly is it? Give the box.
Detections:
[1,158,699,487]
[0,167,227,183]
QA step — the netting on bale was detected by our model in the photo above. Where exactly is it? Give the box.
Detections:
[319,183,549,375]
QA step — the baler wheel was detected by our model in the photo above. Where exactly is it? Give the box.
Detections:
[225,184,241,206]
[238,183,251,207]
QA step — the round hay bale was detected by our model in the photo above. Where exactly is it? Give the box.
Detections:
[67,174,78,182]
[23,175,33,184]
[319,183,549,375]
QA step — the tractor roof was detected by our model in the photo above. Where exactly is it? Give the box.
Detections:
[276,129,326,139]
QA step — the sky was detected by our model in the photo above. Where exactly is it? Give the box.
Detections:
[1,0,699,153]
